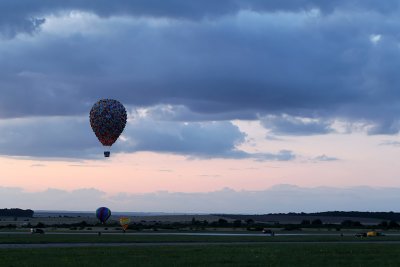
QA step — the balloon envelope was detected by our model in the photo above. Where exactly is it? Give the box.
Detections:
[119,217,131,231]
[96,207,111,224]
[90,99,127,147]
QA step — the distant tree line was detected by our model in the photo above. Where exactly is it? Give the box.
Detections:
[0,209,34,217]
[300,211,400,221]
[216,211,400,222]
[3,216,400,231]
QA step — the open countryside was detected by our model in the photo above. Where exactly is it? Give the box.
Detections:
[2,210,400,266]
[2,0,400,266]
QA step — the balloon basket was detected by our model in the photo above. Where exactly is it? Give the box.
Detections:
[104,151,110,157]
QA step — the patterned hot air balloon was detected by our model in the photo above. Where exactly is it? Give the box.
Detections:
[90,99,127,157]
[96,207,111,224]
[119,217,131,232]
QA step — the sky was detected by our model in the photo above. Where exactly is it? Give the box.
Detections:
[1,0,400,213]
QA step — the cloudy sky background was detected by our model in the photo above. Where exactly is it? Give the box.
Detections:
[1,0,400,212]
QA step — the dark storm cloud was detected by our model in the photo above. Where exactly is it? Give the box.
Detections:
[0,0,399,146]
[0,0,399,34]
[1,8,399,125]
[0,17,45,38]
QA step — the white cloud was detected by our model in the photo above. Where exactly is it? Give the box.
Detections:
[370,34,382,44]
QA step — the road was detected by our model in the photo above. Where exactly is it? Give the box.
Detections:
[0,231,372,236]
[1,231,400,249]
[2,240,400,249]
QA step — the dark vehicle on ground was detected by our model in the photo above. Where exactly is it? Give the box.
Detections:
[30,228,44,234]
[262,228,275,236]
[355,232,367,237]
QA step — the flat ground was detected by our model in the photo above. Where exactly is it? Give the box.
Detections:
[1,232,400,266]
[1,231,400,244]
[1,243,400,267]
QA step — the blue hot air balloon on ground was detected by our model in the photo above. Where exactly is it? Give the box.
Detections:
[96,207,111,224]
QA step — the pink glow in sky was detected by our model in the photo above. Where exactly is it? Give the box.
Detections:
[1,128,399,194]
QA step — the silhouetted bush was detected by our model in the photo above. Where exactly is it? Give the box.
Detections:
[311,219,322,225]
[0,209,34,217]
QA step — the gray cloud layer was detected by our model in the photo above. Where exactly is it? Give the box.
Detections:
[260,115,334,136]
[0,116,294,160]
[1,0,399,29]
[380,140,400,147]
[2,184,400,213]
[0,1,399,157]
[0,2,399,130]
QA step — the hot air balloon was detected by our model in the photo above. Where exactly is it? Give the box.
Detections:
[119,217,131,232]
[96,207,111,224]
[90,99,127,157]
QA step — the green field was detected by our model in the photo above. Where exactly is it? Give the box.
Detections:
[1,233,400,244]
[2,233,400,266]
[1,243,400,267]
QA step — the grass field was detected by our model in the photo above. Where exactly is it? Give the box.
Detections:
[2,233,400,266]
[1,233,400,244]
[1,243,400,267]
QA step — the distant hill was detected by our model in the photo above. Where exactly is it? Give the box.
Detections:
[303,211,400,221]
[0,208,34,217]
[216,211,400,224]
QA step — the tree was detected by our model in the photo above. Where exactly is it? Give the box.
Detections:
[78,221,88,227]
[246,219,255,225]
[311,219,322,225]
[301,220,311,225]
[379,221,388,227]
[341,220,362,227]
[233,220,242,227]
[218,218,228,226]
[0,209,34,217]
[389,220,399,228]
[341,220,352,227]
[36,222,45,228]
